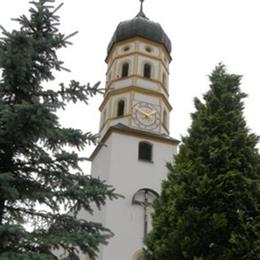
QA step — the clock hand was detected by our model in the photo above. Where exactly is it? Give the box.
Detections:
[136,107,150,117]
[147,110,157,117]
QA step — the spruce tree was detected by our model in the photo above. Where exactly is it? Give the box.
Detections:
[144,64,260,260]
[0,1,118,259]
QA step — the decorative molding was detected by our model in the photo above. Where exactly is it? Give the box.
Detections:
[99,86,172,111]
[132,249,143,260]
[106,36,172,63]
[106,75,169,97]
[99,114,132,132]
[162,122,170,135]
[106,50,170,77]
[90,126,179,161]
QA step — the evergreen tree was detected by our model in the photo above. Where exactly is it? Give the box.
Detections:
[144,64,260,260]
[0,1,118,259]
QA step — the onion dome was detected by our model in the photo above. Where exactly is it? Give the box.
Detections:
[107,1,172,55]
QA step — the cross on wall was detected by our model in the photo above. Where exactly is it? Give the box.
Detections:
[132,188,159,237]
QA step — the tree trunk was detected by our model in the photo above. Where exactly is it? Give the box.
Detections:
[0,199,5,225]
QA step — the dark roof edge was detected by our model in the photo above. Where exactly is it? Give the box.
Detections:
[90,124,180,161]
[106,16,172,55]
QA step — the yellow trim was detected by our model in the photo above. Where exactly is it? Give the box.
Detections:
[90,126,179,161]
[159,65,163,120]
[162,71,169,91]
[107,50,168,69]
[162,121,170,135]
[130,90,135,127]
[106,75,169,97]
[135,37,172,65]
[106,36,172,62]
[105,37,170,73]
[100,86,172,111]
[106,50,169,76]
[160,43,171,68]
[134,53,138,75]
[99,114,132,133]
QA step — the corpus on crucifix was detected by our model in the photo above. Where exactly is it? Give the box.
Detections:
[132,188,159,237]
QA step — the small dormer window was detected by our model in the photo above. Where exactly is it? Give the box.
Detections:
[145,46,153,53]
[122,63,129,78]
[117,100,125,117]
[144,63,151,79]
[123,46,130,52]
[132,250,145,260]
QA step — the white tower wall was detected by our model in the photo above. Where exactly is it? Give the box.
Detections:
[80,6,178,259]
[91,131,177,260]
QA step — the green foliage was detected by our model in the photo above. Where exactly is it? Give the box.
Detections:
[0,0,118,259]
[144,64,260,260]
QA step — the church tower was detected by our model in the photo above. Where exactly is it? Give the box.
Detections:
[88,1,178,259]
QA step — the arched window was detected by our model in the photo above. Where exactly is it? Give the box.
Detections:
[122,63,129,78]
[134,254,144,260]
[117,100,125,117]
[137,255,144,260]
[132,249,145,260]
[143,63,152,79]
[138,142,153,162]
[132,188,159,237]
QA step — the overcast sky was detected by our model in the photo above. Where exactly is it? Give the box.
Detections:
[1,0,260,159]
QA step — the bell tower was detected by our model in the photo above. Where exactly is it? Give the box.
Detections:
[99,0,172,139]
[87,1,179,259]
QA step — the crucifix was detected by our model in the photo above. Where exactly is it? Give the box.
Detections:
[137,0,146,18]
[140,0,145,13]
[132,188,159,237]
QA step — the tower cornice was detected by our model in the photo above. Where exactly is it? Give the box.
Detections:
[106,50,170,78]
[105,75,169,97]
[99,86,172,111]
[105,36,172,63]
[90,124,179,161]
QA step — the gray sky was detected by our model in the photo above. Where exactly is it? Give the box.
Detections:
[1,0,260,159]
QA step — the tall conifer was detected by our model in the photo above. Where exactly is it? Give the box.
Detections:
[0,1,118,259]
[145,64,260,260]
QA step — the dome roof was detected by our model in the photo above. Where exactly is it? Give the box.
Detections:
[107,12,172,55]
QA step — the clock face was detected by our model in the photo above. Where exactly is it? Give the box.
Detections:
[132,102,160,130]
